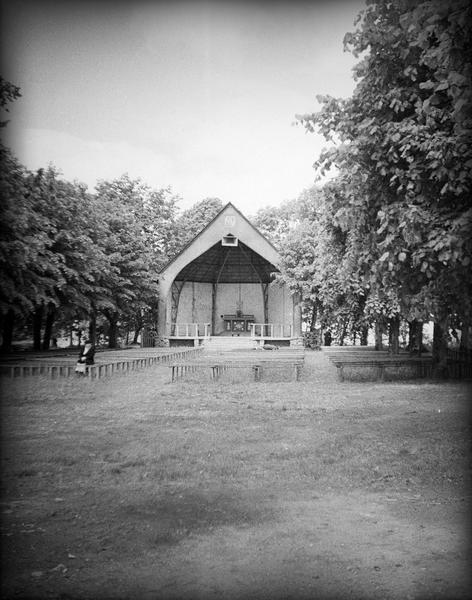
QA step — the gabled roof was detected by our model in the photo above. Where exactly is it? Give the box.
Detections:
[158,202,281,295]
[160,202,278,273]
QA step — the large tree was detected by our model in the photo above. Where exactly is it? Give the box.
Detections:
[94,175,177,347]
[297,0,472,368]
[272,182,370,345]
[32,167,113,349]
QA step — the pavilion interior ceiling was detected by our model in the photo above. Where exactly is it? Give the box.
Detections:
[174,240,278,284]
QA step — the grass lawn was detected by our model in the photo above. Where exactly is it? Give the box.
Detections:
[1,355,471,600]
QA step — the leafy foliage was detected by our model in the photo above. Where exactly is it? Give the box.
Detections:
[173,197,223,250]
[0,77,21,127]
[294,0,472,356]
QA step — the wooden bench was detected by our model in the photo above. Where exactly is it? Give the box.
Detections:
[325,351,389,362]
[2,347,204,380]
[331,357,433,382]
[170,359,304,382]
[209,351,305,358]
[324,350,393,359]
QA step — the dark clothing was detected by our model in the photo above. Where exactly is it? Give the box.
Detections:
[78,344,95,365]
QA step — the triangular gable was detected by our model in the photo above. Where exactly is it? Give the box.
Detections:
[159,202,281,296]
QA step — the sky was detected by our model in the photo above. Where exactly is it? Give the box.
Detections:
[1,0,365,214]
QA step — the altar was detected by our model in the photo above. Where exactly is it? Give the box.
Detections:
[223,313,255,334]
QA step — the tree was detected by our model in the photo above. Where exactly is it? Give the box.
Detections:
[94,175,173,347]
[251,189,326,250]
[0,158,64,350]
[32,167,114,348]
[0,77,21,128]
[297,0,472,368]
[270,183,366,343]
[174,198,223,250]
[131,183,181,270]
[251,202,296,250]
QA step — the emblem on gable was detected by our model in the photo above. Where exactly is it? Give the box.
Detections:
[224,215,236,227]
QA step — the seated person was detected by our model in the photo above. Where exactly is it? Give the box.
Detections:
[78,339,95,365]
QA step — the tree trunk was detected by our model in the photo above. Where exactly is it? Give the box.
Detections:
[106,312,119,348]
[132,310,143,344]
[88,308,97,346]
[417,321,424,356]
[309,303,318,332]
[360,325,368,346]
[432,318,449,378]
[42,304,56,350]
[388,316,400,354]
[33,305,44,351]
[459,320,470,351]
[1,309,15,352]
[407,321,414,352]
[408,320,423,356]
[338,318,347,346]
[374,321,383,351]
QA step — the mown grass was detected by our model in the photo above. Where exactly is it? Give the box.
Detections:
[1,368,471,598]
[1,372,471,494]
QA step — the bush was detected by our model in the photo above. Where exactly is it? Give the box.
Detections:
[303,331,321,350]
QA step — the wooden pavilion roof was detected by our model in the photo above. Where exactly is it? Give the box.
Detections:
[174,239,278,284]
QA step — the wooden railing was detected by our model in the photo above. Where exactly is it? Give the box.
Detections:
[170,323,211,337]
[250,323,293,338]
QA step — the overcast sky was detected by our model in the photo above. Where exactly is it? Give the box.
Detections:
[1,0,365,213]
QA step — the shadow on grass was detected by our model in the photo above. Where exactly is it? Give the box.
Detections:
[119,487,277,546]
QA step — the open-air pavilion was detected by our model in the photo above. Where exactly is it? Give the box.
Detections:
[151,203,302,348]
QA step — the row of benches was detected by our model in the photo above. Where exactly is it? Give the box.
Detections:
[169,350,306,382]
[2,348,203,380]
[323,348,433,382]
[170,360,304,382]
[324,345,472,381]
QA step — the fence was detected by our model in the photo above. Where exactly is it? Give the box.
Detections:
[170,323,211,337]
[250,323,293,338]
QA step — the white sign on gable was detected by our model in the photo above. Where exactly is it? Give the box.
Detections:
[224,215,236,227]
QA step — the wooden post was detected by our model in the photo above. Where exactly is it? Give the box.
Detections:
[376,364,385,381]
[253,365,261,381]
[211,283,217,335]
[262,282,269,327]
